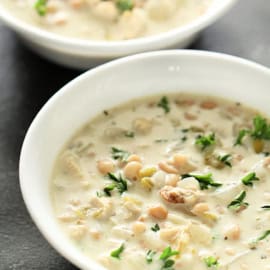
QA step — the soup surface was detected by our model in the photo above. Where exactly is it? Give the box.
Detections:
[51,94,270,270]
[1,0,212,40]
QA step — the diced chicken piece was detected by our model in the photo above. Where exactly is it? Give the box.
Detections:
[132,117,153,134]
[160,227,179,242]
[132,221,146,234]
[90,197,114,220]
[160,185,202,208]
[92,1,119,21]
[69,224,87,239]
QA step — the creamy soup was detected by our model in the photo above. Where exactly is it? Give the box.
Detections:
[51,94,270,270]
[1,0,212,40]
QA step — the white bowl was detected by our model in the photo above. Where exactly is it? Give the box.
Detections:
[19,50,270,269]
[0,0,237,69]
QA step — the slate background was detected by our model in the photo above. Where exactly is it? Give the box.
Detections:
[0,0,269,269]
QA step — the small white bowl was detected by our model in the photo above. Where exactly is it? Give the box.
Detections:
[19,50,270,270]
[0,0,237,69]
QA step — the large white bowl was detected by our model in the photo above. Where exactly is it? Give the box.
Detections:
[19,50,270,269]
[0,0,237,69]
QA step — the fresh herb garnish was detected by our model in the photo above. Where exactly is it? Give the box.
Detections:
[181,136,188,142]
[146,250,156,264]
[218,154,232,167]
[124,131,135,138]
[250,115,270,140]
[110,243,125,259]
[96,191,104,197]
[116,0,134,12]
[195,133,216,151]
[261,205,270,210]
[111,147,130,161]
[155,139,169,143]
[234,129,249,145]
[241,172,259,187]
[34,0,47,16]
[227,191,249,211]
[159,246,179,270]
[234,116,270,146]
[204,256,219,268]
[255,230,270,242]
[104,173,128,196]
[182,173,222,190]
[151,223,160,232]
[158,96,170,114]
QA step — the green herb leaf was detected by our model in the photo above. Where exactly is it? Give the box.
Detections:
[111,147,130,161]
[182,173,222,190]
[261,205,270,210]
[218,154,232,167]
[204,256,219,267]
[158,96,170,114]
[159,247,179,270]
[146,250,156,264]
[124,131,135,138]
[110,243,125,259]
[103,183,116,197]
[34,0,47,16]
[227,191,249,211]
[163,259,175,268]
[241,172,259,187]
[106,173,128,195]
[195,133,216,151]
[151,223,160,232]
[251,115,270,140]
[256,230,270,242]
[116,0,134,12]
[234,129,249,146]
[159,246,179,261]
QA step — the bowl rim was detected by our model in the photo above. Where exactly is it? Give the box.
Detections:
[19,50,270,270]
[0,0,237,54]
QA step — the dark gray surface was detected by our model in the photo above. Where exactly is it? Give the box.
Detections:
[0,0,269,269]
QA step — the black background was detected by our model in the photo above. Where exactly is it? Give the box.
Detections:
[0,0,269,269]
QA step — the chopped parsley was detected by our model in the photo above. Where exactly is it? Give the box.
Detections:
[34,0,47,16]
[241,172,259,187]
[103,173,128,196]
[227,191,249,211]
[217,154,232,167]
[158,96,170,114]
[124,131,135,138]
[155,139,169,143]
[204,256,219,268]
[116,0,134,12]
[103,110,109,116]
[151,223,160,232]
[234,116,270,146]
[111,147,130,161]
[234,129,249,145]
[146,250,156,264]
[251,115,270,140]
[182,173,222,190]
[195,133,216,151]
[110,243,125,259]
[159,246,179,270]
[255,230,270,242]
[261,205,270,210]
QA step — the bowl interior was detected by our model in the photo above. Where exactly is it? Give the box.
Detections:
[20,50,270,270]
